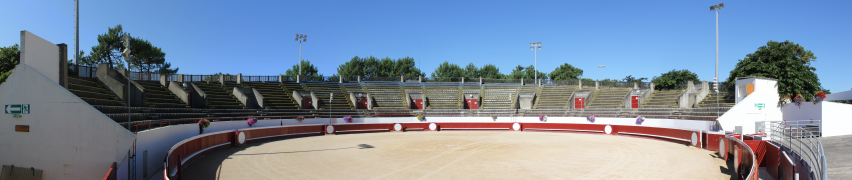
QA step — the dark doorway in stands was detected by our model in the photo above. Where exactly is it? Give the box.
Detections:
[302,97,312,109]
[356,98,369,109]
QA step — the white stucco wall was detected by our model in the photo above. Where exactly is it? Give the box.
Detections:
[20,30,60,84]
[821,102,852,137]
[782,102,823,121]
[0,64,135,180]
[718,78,783,134]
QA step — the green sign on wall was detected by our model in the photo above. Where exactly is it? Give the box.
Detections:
[5,104,30,114]
[755,103,765,109]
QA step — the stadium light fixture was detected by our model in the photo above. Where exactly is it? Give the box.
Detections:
[598,65,606,81]
[296,34,308,78]
[530,42,542,82]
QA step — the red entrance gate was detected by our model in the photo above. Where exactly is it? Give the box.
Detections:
[631,96,640,108]
[411,99,424,109]
[574,97,585,109]
[465,99,479,109]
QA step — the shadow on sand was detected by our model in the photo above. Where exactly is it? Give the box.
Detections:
[179,134,373,180]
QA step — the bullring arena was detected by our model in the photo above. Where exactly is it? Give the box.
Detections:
[184,131,730,180]
[3,31,850,180]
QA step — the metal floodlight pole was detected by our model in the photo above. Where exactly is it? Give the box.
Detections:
[710,3,724,117]
[598,65,606,81]
[530,42,541,82]
[296,34,307,79]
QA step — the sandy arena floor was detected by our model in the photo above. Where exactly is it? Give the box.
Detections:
[182,131,732,180]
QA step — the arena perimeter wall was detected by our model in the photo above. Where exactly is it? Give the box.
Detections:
[135,117,715,179]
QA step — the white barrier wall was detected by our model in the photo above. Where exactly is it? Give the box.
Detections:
[718,78,783,134]
[783,102,852,137]
[20,30,60,84]
[0,64,136,180]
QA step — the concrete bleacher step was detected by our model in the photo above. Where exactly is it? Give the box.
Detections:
[586,88,631,108]
[67,77,126,106]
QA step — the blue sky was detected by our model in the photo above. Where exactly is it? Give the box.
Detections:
[2,0,850,92]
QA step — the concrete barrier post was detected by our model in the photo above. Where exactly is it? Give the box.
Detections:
[279,75,284,83]
[297,75,301,83]
[401,75,404,82]
[357,76,360,83]
[160,74,168,87]
[57,43,68,88]
[177,74,184,83]
[339,75,343,83]
[479,77,482,85]
[595,81,599,89]
[236,73,242,84]
[219,74,224,85]
[521,79,524,85]
[650,82,655,91]
[579,79,582,89]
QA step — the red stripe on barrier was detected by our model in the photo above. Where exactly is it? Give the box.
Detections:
[520,123,606,133]
[436,122,514,130]
[400,123,432,131]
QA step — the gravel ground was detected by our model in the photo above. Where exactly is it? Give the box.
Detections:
[182,131,731,180]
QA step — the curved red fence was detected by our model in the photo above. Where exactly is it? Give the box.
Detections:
[161,122,757,179]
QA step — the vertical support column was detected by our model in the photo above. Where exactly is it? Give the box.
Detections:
[595,81,599,89]
[357,75,360,83]
[539,79,542,86]
[57,43,68,88]
[236,73,242,84]
[340,75,343,83]
[650,82,655,91]
[279,75,284,83]
[160,74,168,87]
[419,76,422,82]
[401,75,404,82]
[521,79,524,85]
[634,82,638,89]
[219,74,224,85]
[296,75,300,83]
[479,77,482,85]
[461,77,464,83]
[579,79,582,90]
[177,74,184,83]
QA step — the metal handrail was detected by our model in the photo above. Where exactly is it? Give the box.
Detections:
[766,120,827,180]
